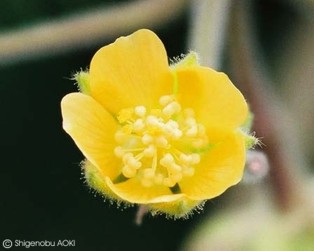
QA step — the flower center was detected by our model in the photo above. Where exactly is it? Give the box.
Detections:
[114,95,208,188]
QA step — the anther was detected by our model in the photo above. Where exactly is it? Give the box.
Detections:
[146,115,162,128]
[122,165,137,178]
[143,145,156,157]
[133,119,145,133]
[160,153,174,167]
[122,153,133,163]
[179,154,190,164]
[142,134,153,145]
[163,120,182,139]
[159,95,174,107]
[180,153,201,165]
[127,157,142,169]
[186,125,198,137]
[167,163,182,173]
[191,153,200,164]
[172,129,183,139]
[166,120,179,128]
[185,117,196,127]
[134,106,146,117]
[162,102,181,117]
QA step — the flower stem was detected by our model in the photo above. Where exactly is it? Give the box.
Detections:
[227,1,302,211]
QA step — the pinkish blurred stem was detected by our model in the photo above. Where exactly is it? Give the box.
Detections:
[135,205,149,226]
[228,1,301,211]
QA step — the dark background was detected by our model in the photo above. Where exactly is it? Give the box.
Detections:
[0,1,304,250]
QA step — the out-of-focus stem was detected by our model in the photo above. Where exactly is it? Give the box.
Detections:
[135,205,149,226]
[278,14,314,164]
[187,0,232,69]
[228,1,302,211]
[0,0,188,66]
[288,0,314,17]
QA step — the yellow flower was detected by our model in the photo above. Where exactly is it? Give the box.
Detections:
[61,29,251,218]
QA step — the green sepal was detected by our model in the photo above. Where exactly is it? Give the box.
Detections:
[73,70,90,94]
[149,199,205,219]
[245,134,259,149]
[170,51,200,69]
[82,160,120,200]
[240,108,259,149]
[241,109,254,133]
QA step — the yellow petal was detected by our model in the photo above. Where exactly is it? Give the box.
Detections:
[149,197,204,218]
[105,177,183,204]
[179,129,246,200]
[176,66,248,129]
[89,29,173,114]
[61,93,120,179]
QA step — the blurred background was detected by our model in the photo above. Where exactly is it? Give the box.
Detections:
[0,0,313,250]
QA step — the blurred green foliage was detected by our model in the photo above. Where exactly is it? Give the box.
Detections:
[0,0,130,31]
